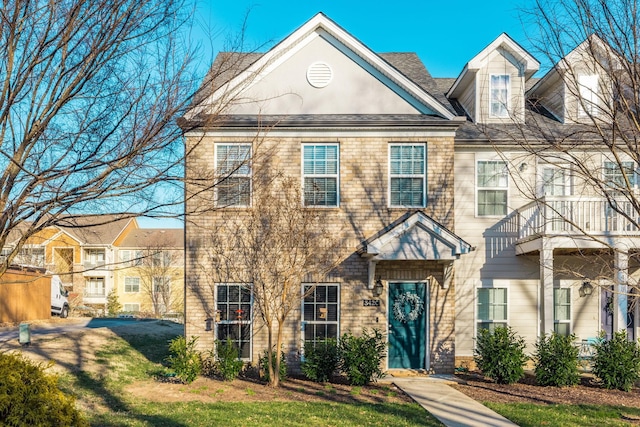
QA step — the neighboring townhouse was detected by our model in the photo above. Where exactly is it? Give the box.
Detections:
[182,13,639,373]
[115,228,184,316]
[448,34,640,365]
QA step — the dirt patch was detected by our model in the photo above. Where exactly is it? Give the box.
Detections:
[126,376,411,405]
[452,372,640,407]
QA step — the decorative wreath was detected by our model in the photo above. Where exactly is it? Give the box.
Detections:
[393,292,424,323]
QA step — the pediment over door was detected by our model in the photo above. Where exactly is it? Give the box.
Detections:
[361,212,472,261]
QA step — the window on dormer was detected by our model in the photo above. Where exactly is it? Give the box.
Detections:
[490,74,510,118]
[578,74,599,117]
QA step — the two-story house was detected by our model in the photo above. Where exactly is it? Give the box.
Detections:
[183,13,639,373]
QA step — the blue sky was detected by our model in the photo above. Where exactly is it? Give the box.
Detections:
[192,0,538,77]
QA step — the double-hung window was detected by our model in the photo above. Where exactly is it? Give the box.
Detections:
[123,303,139,313]
[490,74,510,118]
[604,161,636,194]
[541,165,571,196]
[153,276,171,294]
[302,144,339,207]
[215,143,252,207]
[217,284,252,359]
[578,74,599,117]
[302,284,339,344]
[389,144,426,207]
[554,288,571,336]
[124,277,140,293]
[477,288,507,334]
[477,160,508,216]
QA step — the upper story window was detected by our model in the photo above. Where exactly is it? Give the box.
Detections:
[302,144,339,207]
[604,161,636,194]
[215,143,251,207]
[120,250,142,266]
[578,74,599,117]
[389,143,426,207]
[84,248,105,267]
[490,74,510,118]
[124,276,140,293]
[17,246,45,267]
[541,164,571,196]
[477,160,508,216]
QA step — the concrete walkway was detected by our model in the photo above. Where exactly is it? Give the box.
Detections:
[388,376,518,427]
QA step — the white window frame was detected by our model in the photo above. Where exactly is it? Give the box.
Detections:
[301,143,340,207]
[214,143,252,208]
[578,74,599,117]
[538,163,572,197]
[603,160,637,193]
[152,276,171,294]
[123,303,140,313]
[301,283,340,345]
[476,158,509,217]
[85,277,105,297]
[216,283,253,361]
[17,246,45,267]
[554,287,572,336]
[489,74,510,118]
[84,248,106,266]
[476,287,508,336]
[124,276,140,293]
[388,143,427,208]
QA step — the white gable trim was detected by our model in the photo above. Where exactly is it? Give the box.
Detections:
[363,211,473,261]
[189,13,456,120]
[448,33,539,98]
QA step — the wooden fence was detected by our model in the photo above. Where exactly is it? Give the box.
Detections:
[0,267,51,323]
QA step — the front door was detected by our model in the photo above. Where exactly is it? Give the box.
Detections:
[388,282,427,369]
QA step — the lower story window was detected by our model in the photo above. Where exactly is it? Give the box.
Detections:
[217,283,252,359]
[302,284,339,343]
[85,277,105,297]
[123,303,140,313]
[554,288,571,336]
[477,288,507,333]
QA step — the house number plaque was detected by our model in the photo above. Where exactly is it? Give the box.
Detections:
[363,299,380,307]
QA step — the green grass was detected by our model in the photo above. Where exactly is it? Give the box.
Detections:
[56,330,440,426]
[487,402,640,427]
[88,401,436,427]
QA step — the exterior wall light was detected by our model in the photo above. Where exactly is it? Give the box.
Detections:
[373,277,384,297]
[579,281,594,297]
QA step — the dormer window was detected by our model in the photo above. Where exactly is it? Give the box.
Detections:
[578,74,598,117]
[490,74,510,118]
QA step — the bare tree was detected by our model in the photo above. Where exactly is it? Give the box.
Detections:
[199,171,344,387]
[475,0,640,333]
[134,242,183,316]
[0,1,259,278]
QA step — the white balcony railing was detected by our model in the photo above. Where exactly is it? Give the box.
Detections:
[516,196,640,241]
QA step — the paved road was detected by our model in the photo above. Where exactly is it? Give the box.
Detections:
[0,318,158,341]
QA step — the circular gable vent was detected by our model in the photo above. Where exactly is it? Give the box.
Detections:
[306,62,332,88]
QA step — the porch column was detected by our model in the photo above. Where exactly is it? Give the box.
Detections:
[540,245,554,335]
[613,244,628,333]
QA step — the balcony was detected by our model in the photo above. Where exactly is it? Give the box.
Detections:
[515,196,640,253]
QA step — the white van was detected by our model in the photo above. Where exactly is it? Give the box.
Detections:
[50,274,69,318]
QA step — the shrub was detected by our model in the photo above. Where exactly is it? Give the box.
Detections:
[106,289,122,317]
[339,328,386,386]
[474,326,528,384]
[301,338,339,382]
[213,339,244,381]
[259,347,287,383]
[533,332,580,387]
[0,353,87,427]
[166,335,202,384]
[592,330,640,391]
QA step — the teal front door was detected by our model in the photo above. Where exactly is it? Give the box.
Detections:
[388,282,427,369]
